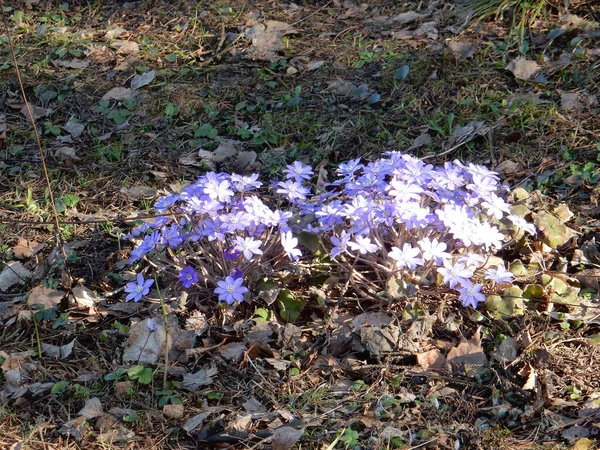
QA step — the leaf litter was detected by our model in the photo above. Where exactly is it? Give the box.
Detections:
[1,0,600,448]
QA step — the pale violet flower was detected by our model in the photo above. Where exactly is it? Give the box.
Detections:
[330,230,351,259]
[485,264,514,284]
[507,214,537,235]
[214,276,248,304]
[281,231,302,261]
[348,236,379,255]
[283,161,313,182]
[457,281,486,308]
[418,238,450,264]
[234,236,263,260]
[125,273,154,302]
[438,260,474,289]
[389,243,423,270]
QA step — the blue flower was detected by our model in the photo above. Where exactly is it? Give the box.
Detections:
[179,266,199,288]
[125,273,154,302]
[214,276,248,304]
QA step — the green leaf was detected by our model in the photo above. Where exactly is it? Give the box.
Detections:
[52,380,69,394]
[277,290,305,323]
[254,307,270,321]
[297,231,321,252]
[128,365,153,385]
[523,284,545,299]
[546,27,567,41]
[395,65,410,80]
[104,367,128,381]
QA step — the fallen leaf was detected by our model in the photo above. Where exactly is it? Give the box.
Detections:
[388,11,424,25]
[182,366,218,391]
[163,404,184,418]
[562,425,590,443]
[182,407,227,433]
[272,426,304,450]
[518,362,537,390]
[218,342,247,362]
[243,396,267,413]
[352,312,394,330]
[327,79,357,96]
[62,118,85,138]
[130,70,155,90]
[408,133,431,150]
[446,329,488,375]
[492,336,518,364]
[110,40,139,55]
[561,92,580,111]
[244,21,298,61]
[27,285,64,309]
[416,349,446,370]
[448,41,476,59]
[121,185,155,200]
[304,60,326,71]
[20,104,51,120]
[12,238,43,259]
[78,397,103,420]
[41,339,75,359]
[101,87,135,101]
[105,26,127,40]
[506,57,540,81]
[573,438,594,450]
[59,416,88,441]
[229,414,253,432]
[266,358,291,370]
[70,285,102,309]
[52,59,90,69]
[122,319,165,364]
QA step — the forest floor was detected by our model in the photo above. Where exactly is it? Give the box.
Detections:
[1,0,600,449]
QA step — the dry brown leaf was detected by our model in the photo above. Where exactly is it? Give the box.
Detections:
[416,349,446,370]
[561,92,581,111]
[446,329,487,374]
[448,41,476,59]
[182,366,218,391]
[12,238,43,259]
[20,104,51,120]
[78,397,103,420]
[492,336,519,364]
[218,342,247,362]
[162,404,184,419]
[101,87,134,101]
[506,57,540,81]
[28,285,64,310]
[52,59,90,69]
[518,362,537,390]
[272,426,304,450]
[110,40,139,55]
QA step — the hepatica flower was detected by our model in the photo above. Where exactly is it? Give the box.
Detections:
[389,243,423,270]
[283,161,313,182]
[125,154,532,310]
[214,276,248,304]
[485,264,513,284]
[281,231,302,261]
[179,266,199,288]
[125,273,154,302]
[457,281,486,308]
[348,236,379,255]
[234,236,263,260]
[438,260,474,289]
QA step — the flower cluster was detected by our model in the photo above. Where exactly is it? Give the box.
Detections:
[123,170,305,303]
[303,153,533,307]
[124,152,535,309]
